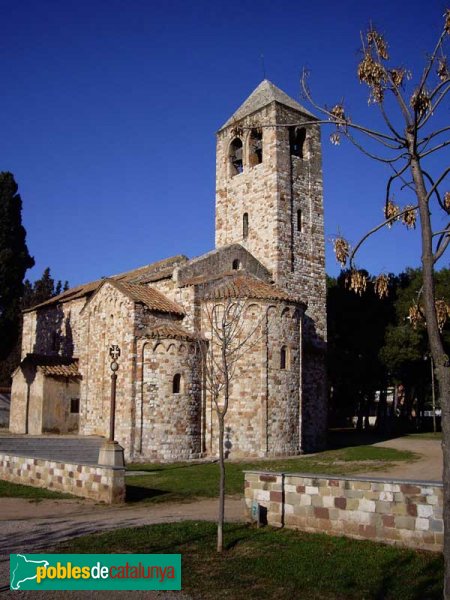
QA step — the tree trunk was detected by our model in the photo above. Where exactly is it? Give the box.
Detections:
[217,412,225,553]
[409,147,450,597]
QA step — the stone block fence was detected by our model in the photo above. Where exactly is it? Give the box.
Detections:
[245,471,443,552]
[0,452,125,503]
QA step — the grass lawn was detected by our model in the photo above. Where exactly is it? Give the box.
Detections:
[406,432,442,440]
[0,479,75,500]
[126,445,418,504]
[59,520,443,599]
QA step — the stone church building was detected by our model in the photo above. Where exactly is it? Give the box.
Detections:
[10,80,327,461]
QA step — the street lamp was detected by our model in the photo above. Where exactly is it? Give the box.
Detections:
[97,344,124,467]
[109,345,120,442]
[424,353,437,433]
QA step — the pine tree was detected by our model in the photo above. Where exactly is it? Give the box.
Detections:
[31,267,55,306]
[0,172,34,361]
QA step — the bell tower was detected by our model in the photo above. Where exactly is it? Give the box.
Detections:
[215,80,327,450]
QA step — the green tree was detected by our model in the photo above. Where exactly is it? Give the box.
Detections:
[301,11,450,594]
[327,271,394,428]
[0,172,34,361]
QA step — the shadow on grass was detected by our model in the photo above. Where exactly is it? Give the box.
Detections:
[125,485,169,502]
[327,428,408,451]
[371,553,443,600]
[127,460,217,473]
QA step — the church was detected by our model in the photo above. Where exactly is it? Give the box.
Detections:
[9,80,327,461]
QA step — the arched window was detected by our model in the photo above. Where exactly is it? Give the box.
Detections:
[280,346,287,370]
[232,259,241,270]
[289,127,306,158]
[229,138,243,175]
[172,373,181,394]
[243,212,249,239]
[249,128,263,166]
[297,209,302,232]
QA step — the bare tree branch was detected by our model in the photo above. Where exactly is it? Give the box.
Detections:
[348,204,419,268]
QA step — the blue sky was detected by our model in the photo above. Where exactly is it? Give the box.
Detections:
[1,0,448,287]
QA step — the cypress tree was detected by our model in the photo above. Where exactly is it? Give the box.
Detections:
[0,172,34,360]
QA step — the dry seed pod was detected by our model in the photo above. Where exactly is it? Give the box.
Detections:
[410,89,431,117]
[330,104,346,122]
[385,200,400,227]
[374,274,389,299]
[330,132,341,146]
[408,304,423,329]
[333,237,350,267]
[367,30,389,60]
[444,191,450,211]
[346,270,368,296]
[437,58,449,82]
[435,299,449,332]
[445,9,450,34]
[390,68,405,87]
[358,52,386,88]
[402,205,417,229]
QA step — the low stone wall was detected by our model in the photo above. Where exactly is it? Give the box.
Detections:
[245,471,443,552]
[0,453,125,504]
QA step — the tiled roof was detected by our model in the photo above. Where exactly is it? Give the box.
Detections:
[40,362,80,378]
[181,270,303,304]
[23,255,188,313]
[219,79,316,131]
[21,354,81,379]
[111,281,185,316]
[202,273,303,304]
[143,324,203,341]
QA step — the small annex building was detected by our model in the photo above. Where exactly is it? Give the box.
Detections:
[10,80,327,461]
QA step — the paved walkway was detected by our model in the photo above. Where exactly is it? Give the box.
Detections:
[0,434,104,465]
[357,436,443,481]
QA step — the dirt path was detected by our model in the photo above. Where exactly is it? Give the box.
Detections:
[357,436,443,481]
[0,497,244,598]
[0,496,245,555]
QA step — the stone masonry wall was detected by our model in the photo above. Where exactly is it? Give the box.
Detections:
[79,283,136,457]
[0,453,125,503]
[215,100,327,452]
[21,298,85,360]
[133,336,202,461]
[245,471,443,552]
[204,300,302,458]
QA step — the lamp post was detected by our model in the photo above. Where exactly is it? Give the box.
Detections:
[424,353,437,433]
[109,345,120,441]
[98,344,124,468]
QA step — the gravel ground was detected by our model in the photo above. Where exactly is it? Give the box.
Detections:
[0,497,244,599]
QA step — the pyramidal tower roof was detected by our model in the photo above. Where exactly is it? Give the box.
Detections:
[219,79,316,131]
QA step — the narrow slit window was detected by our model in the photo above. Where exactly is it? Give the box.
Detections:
[280,346,287,370]
[297,209,302,232]
[243,212,249,239]
[232,259,241,270]
[172,373,181,394]
[289,127,306,158]
[249,128,263,166]
[70,398,80,414]
[229,138,243,175]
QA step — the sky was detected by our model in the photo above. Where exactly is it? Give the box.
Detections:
[1,0,449,287]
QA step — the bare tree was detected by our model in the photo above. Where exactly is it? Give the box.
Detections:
[296,10,450,596]
[199,298,263,552]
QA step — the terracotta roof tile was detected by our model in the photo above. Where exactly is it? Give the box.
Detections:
[24,255,188,313]
[112,281,185,316]
[185,272,304,305]
[21,354,81,379]
[40,362,80,378]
